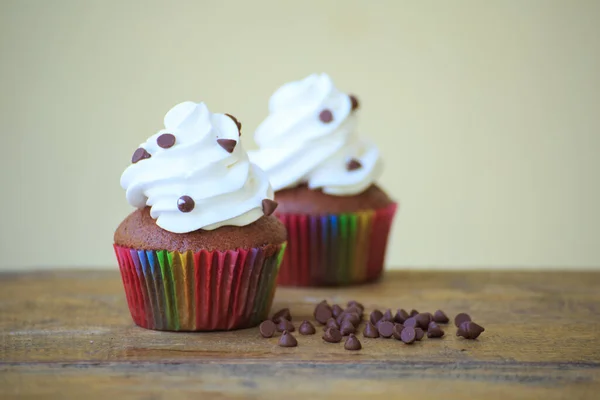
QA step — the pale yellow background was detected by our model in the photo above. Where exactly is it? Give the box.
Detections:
[1,0,599,270]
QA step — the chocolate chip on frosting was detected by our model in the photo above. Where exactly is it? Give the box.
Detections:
[131,148,151,164]
[349,94,359,111]
[157,133,176,149]
[319,109,333,123]
[177,196,195,213]
[262,199,278,216]
[225,113,242,135]
[346,159,362,171]
[217,138,237,153]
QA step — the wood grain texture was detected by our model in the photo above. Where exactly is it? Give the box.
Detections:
[1,270,600,399]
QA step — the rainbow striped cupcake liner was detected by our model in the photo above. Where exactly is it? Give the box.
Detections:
[276,203,397,287]
[114,243,286,331]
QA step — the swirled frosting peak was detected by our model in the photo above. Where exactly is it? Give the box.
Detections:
[120,101,275,233]
[249,73,382,195]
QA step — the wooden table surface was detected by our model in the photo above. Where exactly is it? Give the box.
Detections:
[1,270,599,399]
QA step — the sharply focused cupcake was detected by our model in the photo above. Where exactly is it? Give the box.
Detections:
[114,101,287,331]
[250,73,397,287]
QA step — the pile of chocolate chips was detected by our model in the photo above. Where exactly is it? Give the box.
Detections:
[259,301,485,349]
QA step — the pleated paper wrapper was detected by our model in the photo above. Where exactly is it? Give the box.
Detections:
[114,243,286,331]
[276,203,397,286]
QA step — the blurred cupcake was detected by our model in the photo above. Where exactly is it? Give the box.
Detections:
[250,73,397,287]
[115,101,287,331]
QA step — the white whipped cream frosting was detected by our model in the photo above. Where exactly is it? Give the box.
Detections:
[121,102,273,234]
[249,73,382,195]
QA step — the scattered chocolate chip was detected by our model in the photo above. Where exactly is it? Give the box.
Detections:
[392,324,404,340]
[370,310,383,325]
[403,317,417,328]
[400,327,417,344]
[394,309,410,323]
[177,196,195,213]
[217,138,237,153]
[132,148,151,164]
[278,330,298,347]
[342,313,361,327]
[323,327,343,343]
[427,322,445,338]
[349,94,359,111]
[271,308,291,322]
[331,304,344,318]
[381,309,393,322]
[340,320,356,336]
[346,159,362,171]
[276,318,295,332]
[319,109,333,123]
[415,313,431,330]
[298,320,316,335]
[344,334,362,351]
[363,322,379,338]
[345,305,363,317]
[259,320,276,338]
[347,300,364,312]
[225,113,242,135]
[457,321,485,340]
[454,313,472,327]
[433,310,449,324]
[157,133,176,149]
[262,199,278,216]
[324,317,339,331]
[377,321,395,338]
[314,302,333,325]
[423,312,434,324]
[414,327,425,341]
[410,309,419,317]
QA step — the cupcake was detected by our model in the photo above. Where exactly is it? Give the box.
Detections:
[250,73,397,287]
[114,101,287,331]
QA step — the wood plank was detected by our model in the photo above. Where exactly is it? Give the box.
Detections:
[1,270,600,399]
